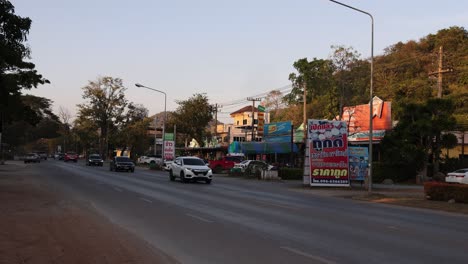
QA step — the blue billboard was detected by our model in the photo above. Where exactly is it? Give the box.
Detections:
[348,147,369,181]
[264,121,292,142]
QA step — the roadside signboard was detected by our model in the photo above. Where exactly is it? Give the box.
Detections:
[164,141,175,161]
[308,120,349,187]
[257,112,265,135]
[264,121,292,142]
[258,105,265,112]
[348,147,368,181]
[164,133,174,141]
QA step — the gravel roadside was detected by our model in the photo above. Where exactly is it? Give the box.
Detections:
[0,162,179,264]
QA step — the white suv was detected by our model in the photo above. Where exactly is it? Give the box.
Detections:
[169,156,213,184]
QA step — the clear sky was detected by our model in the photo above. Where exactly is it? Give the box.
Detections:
[13,0,468,123]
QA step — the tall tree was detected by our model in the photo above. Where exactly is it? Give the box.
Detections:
[169,93,213,146]
[329,45,361,118]
[73,115,99,155]
[262,89,285,121]
[381,98,456,183]
[0,0,49,159]
[114,103,150,156]
[285,58,337,120]
[3,95,60,148]
[77,76,128,158]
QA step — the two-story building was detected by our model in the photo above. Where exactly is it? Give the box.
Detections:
[229,105,269,142]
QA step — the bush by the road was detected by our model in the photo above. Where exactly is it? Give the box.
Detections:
[278,168,303,180]
[424,182,468,203]
[373,162,417,183]
[149,163,163,170]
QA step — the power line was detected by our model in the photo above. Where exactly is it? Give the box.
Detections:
[219,84,292,107]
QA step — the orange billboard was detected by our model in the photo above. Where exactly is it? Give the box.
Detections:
[341,97,392,142]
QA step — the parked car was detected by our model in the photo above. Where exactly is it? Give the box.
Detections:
[231,160,255,173]
[163,160,174,171]
[86,154,104,166]
[446,168,468,184]
[169,156,213,184]
[137,155,163,165]
[34,151,48,160]
[208,155,244,173]
[64,152,78,162]
[110,156,135,172]
[57,153,65,160]
[231,160,276,174]
[24,153,41,163]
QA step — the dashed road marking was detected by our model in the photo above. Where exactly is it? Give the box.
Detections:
[139,197,153,203]
[113,187,123,192]
[186,213,213,223]
[280,246,336,264]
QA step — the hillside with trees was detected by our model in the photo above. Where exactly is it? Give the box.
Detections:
[270,26,467,126]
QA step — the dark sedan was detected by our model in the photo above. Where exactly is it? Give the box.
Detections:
[110,156,135,172]
[86,154,104,166]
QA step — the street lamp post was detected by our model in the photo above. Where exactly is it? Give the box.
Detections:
[135,83,167,161]
[329,0,374,193]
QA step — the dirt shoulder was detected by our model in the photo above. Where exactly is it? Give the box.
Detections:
[0,163,178,264]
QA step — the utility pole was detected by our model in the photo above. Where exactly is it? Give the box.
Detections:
[153,115,158,155]
[429,46,453,98]
[212,104,222,140]
[247,97,261,141]
[303,82,307,143]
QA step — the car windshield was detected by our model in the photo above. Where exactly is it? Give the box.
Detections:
[183,158,205,166]
[239,160,250,165]
[90,155,101,159]
[116,157,132,162]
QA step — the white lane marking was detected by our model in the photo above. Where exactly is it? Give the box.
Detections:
[139,197,153,203]
[387,225,399,230]
[113,187,123,192]
[186,213,213,223]
[280,246,336,264]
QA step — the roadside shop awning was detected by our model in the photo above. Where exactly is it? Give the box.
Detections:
[228,141,298,155]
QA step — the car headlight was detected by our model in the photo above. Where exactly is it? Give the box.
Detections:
[186,168,193,171]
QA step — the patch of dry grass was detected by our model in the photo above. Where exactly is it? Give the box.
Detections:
[353,193,468,215]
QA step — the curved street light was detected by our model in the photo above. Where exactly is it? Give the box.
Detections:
[135,83,167,161]
[329,0,374,193]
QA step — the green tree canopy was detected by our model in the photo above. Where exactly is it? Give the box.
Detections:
[0,0,49,126]
[77,76,128,158]
[381,98,456,183]
[169,93,213,146]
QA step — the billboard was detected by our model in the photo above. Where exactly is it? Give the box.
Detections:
[308,120,349,187]
[348,147,368,181]
[264,121,292,142]
[164,141,175,161]
[341,97,392,142]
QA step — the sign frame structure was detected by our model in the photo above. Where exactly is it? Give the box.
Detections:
[308,119,350,187]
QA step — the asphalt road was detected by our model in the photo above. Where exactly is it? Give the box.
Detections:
[23,160,468,264]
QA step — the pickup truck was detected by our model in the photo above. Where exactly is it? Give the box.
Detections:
[208,156,243,173]
[137,155,163,165]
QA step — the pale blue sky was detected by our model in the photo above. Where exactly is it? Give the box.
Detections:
[14,0,468,123]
